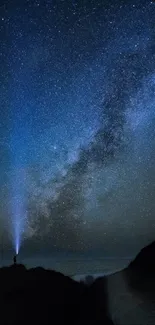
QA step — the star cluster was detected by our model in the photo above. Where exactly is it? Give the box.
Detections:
[0,0,155,256]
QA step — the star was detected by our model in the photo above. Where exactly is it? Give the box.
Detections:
[0,0,155,262]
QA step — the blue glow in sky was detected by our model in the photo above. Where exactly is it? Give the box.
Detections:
[0,0,155,257]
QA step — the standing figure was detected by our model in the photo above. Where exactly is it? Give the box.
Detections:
[13,255,17,265]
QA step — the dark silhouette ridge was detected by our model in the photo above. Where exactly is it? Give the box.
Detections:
[102,241,155,325]
[0,263,113,325]
[127,241,155,274]
[125,241,155,297]
[2,241,155,325]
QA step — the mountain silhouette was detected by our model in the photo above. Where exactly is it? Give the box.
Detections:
[106,240,155,325]
[0,263,113,325]
[127,240,155,274]
[1,241,155,325]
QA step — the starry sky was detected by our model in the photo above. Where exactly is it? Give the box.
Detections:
[0,0,155,259]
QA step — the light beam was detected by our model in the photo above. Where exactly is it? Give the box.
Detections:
[10,167,27,255]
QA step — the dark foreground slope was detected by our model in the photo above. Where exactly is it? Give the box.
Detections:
[2,241,155,325]
[0,264,113,325]
[104,241,155,325]
[128,240,155,272]
[126,240,155,295]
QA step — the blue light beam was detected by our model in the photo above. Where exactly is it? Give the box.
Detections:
[10,167,27,255]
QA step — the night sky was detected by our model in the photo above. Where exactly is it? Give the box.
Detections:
[0,0,155,260]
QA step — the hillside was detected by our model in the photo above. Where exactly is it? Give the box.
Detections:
[0,263,113,325]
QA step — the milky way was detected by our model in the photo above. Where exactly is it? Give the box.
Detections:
[0,0,155,256]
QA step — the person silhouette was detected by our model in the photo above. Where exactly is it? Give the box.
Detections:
[13,255,17,265]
